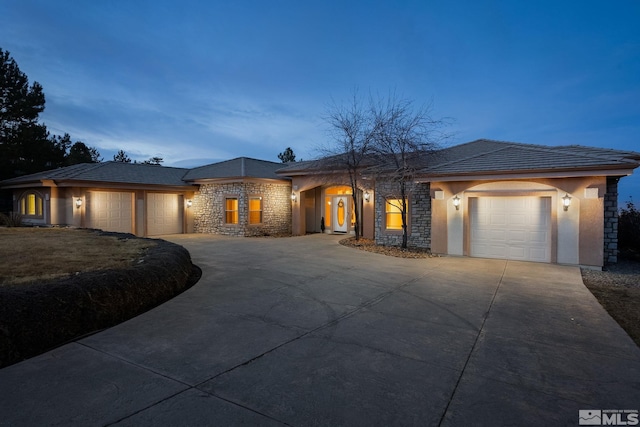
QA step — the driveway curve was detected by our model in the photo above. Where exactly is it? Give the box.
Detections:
[1,234,639,426]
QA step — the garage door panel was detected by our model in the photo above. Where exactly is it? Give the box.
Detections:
[147,193,183,236]
[88,192,133,234]
[508,230,526,243]
[489,213,506,226]
[508,246,526,259]
[530,231,548,243]
[470,196,551,263]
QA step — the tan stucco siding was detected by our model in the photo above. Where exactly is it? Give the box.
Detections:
[429,177,606,267]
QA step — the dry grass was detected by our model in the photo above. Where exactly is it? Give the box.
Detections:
[0,228,156,285]
[582,259,640,347]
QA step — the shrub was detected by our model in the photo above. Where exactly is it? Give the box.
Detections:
[0,212,23,227]
[619,199,640,253]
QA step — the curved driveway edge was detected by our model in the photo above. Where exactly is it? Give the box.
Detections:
[0,234,638,426]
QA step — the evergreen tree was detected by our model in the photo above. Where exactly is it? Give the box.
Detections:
[66,141,101,164]
[277,147,296,163]
[0,48,55,179]
[113,149,132,163]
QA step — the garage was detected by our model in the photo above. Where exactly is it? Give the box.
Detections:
[147,193,183,236]
[470,196,551,262]
[87,191,133,234]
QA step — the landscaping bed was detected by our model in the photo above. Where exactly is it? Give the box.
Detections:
[0,228,201,368]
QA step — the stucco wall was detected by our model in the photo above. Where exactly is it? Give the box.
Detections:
[429,177,606,267]
[374,180,431,248]
[193,181,292,236]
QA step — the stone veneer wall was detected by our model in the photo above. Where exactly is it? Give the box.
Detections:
[374,180,431,248]
[193,181,292,236]
[603,176,619,264]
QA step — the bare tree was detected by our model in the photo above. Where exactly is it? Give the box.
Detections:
[369,93,451,248]
[322,91,373,240]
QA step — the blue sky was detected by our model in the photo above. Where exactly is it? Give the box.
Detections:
[1,0,639,202]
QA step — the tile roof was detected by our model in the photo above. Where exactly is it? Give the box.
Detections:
[2,141,638,188]
[1,162,192,187]
[183,157,287,181]
[420,139,640,176]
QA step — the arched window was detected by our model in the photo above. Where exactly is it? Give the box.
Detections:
[19,192,44,217]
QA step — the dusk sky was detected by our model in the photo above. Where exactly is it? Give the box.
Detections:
[1,1,639,202]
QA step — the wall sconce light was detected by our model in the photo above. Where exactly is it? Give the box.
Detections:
[364,191,370,202]
[186,199,193,208]
[75,198,82,209]
[562,193,572,211]
[291,192,297,202]
[453,195,461,211]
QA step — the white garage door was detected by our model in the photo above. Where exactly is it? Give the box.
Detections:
[87,191,133,234]
[470,196,551,262]
[147,193,183,236]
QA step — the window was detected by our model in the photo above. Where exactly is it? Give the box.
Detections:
[249,196,262,224]
[385,198,405,230]
[225,197,238,224]
[20,192,44,217]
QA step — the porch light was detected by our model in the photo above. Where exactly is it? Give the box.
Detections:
[562,193,572,211]
[75,198,82,208]
[291,192,297,202]
[364,191,371,202]
[186,199,193,208]
[453,195,461,211]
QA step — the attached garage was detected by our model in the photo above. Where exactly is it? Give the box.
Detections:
[469,196,551,262]
[87,191,133,234]
[147,193,183,236]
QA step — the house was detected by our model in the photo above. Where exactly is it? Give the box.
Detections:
[278,139,640,267]
[0,158,290,238]
[2,139,639,268]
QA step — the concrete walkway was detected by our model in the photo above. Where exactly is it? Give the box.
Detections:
[1,234,639,426]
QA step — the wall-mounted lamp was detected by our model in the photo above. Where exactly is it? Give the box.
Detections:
[562,193,572,211]
[75,198,83,209]
[364,191,371,202]
[291,192,297,202]
[453,195,461,211]
[186,199,193,208]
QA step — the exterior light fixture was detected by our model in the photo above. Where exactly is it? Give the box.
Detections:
[364,191,371,202]
[562,193,572,211]
[75,198,82,208]
[453,195,461,211]
[186,199,193,208]
[291,192,297,202]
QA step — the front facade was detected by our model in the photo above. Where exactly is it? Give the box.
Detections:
[2,139,639,268]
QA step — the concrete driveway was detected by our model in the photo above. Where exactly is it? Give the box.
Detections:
[1,234,639,426]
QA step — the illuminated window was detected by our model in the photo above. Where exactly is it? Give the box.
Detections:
[249,196,262,224]
[225,197,238,224]
[20,192,44,217]
[385,198,405,230]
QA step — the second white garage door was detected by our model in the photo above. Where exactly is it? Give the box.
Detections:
[147,193,183,236]
[470,196,551,262]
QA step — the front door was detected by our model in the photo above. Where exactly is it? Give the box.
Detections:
[332,196,349,232]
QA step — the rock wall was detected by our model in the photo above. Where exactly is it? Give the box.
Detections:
[193,181,292,236]
[604,176,619,264]
[374,181,431,248]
